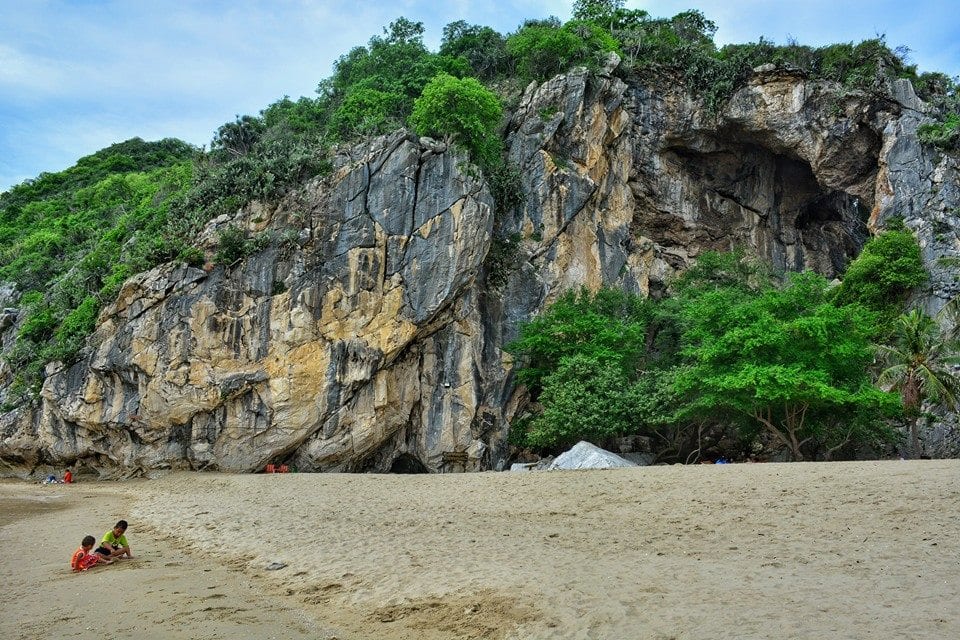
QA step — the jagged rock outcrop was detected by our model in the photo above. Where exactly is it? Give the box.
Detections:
[2,60,959,475]
[2,132,498,474]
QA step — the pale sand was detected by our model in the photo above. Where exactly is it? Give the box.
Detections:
[2,460,959,639]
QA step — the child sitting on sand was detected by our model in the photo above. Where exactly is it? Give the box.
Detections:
[71,535,111,571]
[95,520,132,559]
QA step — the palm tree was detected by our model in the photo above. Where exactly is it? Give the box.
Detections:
[877,308,960,458]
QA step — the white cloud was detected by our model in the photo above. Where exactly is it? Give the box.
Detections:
[0,44,65,96]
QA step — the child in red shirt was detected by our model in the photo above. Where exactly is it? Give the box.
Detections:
[71,535,110,571]
[63,469,73,484]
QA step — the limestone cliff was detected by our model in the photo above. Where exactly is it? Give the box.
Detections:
[2,61,958,475]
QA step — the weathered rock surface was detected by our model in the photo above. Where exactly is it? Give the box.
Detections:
[2,63,959,476]
[2,132,497,474]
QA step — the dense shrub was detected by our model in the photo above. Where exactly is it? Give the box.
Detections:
[568,1,932,114]
[507,287,650,393]
[322,18,468,141]
[440,21,510,80]
[506,17,619,82]
[0,151,202,403]
[0,138,195,211]
[506,287,665,450]
[410,73,503,165]
[510,247,919,460]
[525,353,643,449]
[260,96,330,135]
[918,113,960,151]
[831,225,927,332]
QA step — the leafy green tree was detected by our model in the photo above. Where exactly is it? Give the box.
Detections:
[507,288,658,450]
[526,353,641,449]
[877,308,960,457]
[211,115,266,159]
[322,17,468,142]
[409,73,503,165]
[572,0,624,25]
[506,17,619,82]
[670,248,770,297]
[440,21,509,79]
[330,86,405,137]
[572,0,649,42]
[260,96,330,135]
[832,225,927,333]
[674,270,899,460]
[507,287,649,393]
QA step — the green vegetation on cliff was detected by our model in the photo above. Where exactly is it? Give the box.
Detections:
[509,236,932,462]
[831,222,928,334]
[410,73,503,166]
[1,140,197,401]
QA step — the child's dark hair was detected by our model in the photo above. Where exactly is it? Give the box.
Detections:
[82,535,96,547]
[115,520,128,530]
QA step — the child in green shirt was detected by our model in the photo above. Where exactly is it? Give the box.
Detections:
[95,520,132,559]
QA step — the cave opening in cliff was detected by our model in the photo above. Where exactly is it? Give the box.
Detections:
[389,453,429,474]
[658,140,872,277]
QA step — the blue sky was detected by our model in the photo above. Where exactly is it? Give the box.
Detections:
[2,0,958,192]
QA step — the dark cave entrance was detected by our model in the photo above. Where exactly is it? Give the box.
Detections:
[389,453,429,474]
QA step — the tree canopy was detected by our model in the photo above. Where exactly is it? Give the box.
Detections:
[674,271,899,460]
[832,224,928,333]
[409,73,503,166]
[508,248,923,460]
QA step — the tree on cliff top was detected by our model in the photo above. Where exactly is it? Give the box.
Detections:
[505,17,620,82]
[409,73,503,167]
[323,17,468,139]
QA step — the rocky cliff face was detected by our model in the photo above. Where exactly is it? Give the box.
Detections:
[2,60,959,475]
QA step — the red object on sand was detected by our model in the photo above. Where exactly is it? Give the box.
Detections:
[63,471,73,484]
[71,549,100,571]
[265,464,276,473]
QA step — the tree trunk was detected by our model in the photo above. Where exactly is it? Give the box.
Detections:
[909,415,921,459]
[903,375,922,459]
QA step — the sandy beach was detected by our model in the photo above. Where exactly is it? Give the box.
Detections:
[2,460,959,639]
